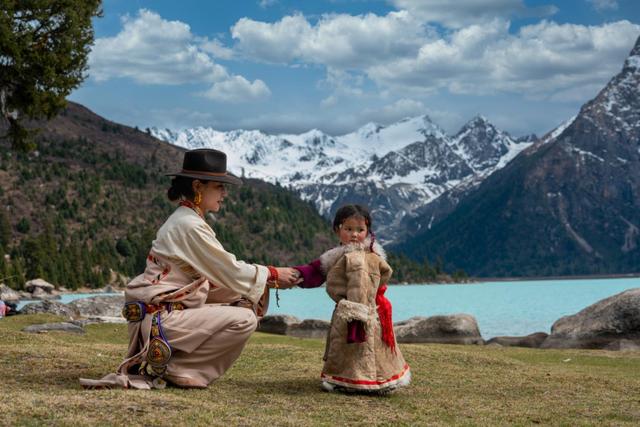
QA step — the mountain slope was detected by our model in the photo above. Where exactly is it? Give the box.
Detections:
[391,35,640,277]
[0,102,334,289]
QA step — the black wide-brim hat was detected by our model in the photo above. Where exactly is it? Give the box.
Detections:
[166,148,243,185]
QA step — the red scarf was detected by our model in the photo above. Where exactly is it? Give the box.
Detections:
[376,284,396,353]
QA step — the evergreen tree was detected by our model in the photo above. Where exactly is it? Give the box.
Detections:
[0,0,103,151]
[0,208,10,249]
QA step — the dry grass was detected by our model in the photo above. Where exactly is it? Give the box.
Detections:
[1,314,640,426]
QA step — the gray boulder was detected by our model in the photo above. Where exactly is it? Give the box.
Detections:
[25,278,56,293]
[604,339,640,351]
[68,295,125,318]
[257,314,301,335]
[394,314,484,345]
[30,287,61,300]
[542,288,640,350]
[288,319,331,339]
[20,300,79,319]
[23,322,85,334]
[485,332,549,348]
[71,316,127,326]
[0,284,20,302]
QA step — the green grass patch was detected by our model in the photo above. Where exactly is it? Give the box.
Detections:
[1,315,639,426]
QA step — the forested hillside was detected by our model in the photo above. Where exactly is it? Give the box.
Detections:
[0,103,334,290]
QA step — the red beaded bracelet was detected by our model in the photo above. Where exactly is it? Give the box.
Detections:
[267,265,279,284]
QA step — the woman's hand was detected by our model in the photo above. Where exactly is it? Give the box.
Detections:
[271,267,303,289]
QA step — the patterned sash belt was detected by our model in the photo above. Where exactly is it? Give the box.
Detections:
[142,312,172,377]
[121,301,185,322]
[121,301,185,382]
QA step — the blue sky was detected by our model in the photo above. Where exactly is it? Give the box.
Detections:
[70,0,640,137]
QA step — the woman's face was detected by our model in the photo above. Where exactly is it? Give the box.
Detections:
[336,215,368,245]
[195,180,228,213]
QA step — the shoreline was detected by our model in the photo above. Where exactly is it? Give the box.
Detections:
[472,272,640,282]
[392,272,640,285]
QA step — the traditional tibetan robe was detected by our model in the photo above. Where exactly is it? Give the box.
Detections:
[297,240,411,392]
[80,206,268,389]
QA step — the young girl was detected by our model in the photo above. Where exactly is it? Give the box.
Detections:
[295,205,411,393]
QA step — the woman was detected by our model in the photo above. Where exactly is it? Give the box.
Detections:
[80,149,301,389]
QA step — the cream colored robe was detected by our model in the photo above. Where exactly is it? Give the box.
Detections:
[320,241,411,391]
[80,206,268,389]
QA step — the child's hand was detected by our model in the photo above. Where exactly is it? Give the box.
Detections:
[273,267,303,289]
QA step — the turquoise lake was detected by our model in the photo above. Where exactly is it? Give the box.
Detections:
[14,277,640,339]
[269,277,640,339]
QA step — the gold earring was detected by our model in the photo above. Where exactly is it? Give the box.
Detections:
[194,191,202,206]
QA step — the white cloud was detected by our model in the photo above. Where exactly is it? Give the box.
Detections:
[202,76,271,102]
[587,0,618,11]
[361,99,426,123]
[231,11,429,68]
[259,0,278,8]
[388,0,557,28]
[90,9,270,102]
[367,19,640,99]
[318,67,365,105]
[228,11,639,102]
[200,38,235,60]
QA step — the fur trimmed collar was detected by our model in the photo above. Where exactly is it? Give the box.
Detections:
[319,238,386,273]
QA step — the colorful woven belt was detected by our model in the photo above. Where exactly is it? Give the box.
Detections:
[121,301,185,322]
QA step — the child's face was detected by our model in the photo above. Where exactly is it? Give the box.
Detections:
[337,216,368,245]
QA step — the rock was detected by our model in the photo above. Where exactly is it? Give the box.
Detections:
[0,284,20,302]
[603,339,640,351]
[68,295,125,318]
[542,288,640,350]
[31,287,46,298]
[20,300,79,319]
[288,319,331,339]
[394,314,484,345]
[23,322,85,334]
[485,332,549,348]
[25,278,56,293]
[30,287,61,300]
[257,314,301,335]
[71,316,128,326]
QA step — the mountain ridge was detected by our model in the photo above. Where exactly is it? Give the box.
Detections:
[151,113,534,243]
[391,34,640,277]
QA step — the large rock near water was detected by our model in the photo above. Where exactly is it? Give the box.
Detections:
[288,319,331,339]
[257,314,301,335]
[25,278,56,293]
[0,284,20,302]
[542,288,640,350]
[394,314,484,345]
[68,295,125,318]
[20,300,79,318]
[485,332,548,348]
[30,287,61,300]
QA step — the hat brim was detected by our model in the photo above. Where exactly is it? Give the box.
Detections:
[166,172,243,186]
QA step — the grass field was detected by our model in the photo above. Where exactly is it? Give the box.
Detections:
[1,314,639,426]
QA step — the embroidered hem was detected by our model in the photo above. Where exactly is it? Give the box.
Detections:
[320,364,411,390]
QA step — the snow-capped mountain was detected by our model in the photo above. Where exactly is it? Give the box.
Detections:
[391,35,640,277]
[152,114,534,243]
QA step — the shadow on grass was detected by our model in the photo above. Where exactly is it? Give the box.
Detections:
[228,377,396,398]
